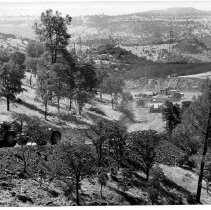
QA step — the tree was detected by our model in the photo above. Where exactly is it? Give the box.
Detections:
[95,65,109,99]
[25,57,39,85]
[59,50,77,111]
[102,76,124,109]
[175,79,211,203]
[162,101,181,134]
[0,49,10,65]
[25,42,45,83]
[51,63,67,116]
[172,123,201,168]
[15,135,30,175]
[55,143,97,205]
[0,62,24,111]
[86,120,110,167]
[87,120,127,170]
[74,62,97,115]
[11,51,25,67]
[106,121,127,169]
[33,9,72,64]
[26,42,45,58]
[98,168,109,197]
[128,130,160,181]
[36,54,54,120]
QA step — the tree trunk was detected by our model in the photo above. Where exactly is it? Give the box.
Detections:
[44,100,48,120]
[98,147,102,167]
[69,97,72,111]
[100,91,102,99]
[76,181,80,205]
[111,94,114,109]
[29,75,32,88]
[78,103,82,115]
[78,107,82,116]
[6,95,10,111]
[146,166,150,181]
[196,100,211,203]
[100,184,103,197]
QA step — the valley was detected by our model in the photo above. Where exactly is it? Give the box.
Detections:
[0,5,211,206]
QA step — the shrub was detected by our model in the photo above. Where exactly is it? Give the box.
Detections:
[89,106,106,116]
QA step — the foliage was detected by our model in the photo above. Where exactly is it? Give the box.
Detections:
[172,124,201,167]
[89,106,106,116]
[26,42,45,58]
[75,62,98,92]
[118,103,135,123]
[54,143,97,205]
[95,68,109,98]
[122,91,133,103]
[87,120,127,169]
[0,49,10,64]
[147,166,165,205]
[33,9,72,64]
[55,50,77,111]
[171,79,211,203]
[0,62,25,111]
[127,130,160,181]
[97,167,109,197]
[10,51,25,67]
[101,75,125,109]
[25,57,39,76]
[36,53,54,119]
[171,92,182,101]
[155,135,185,166]
[162,101,181,133]
[74,62,98,114]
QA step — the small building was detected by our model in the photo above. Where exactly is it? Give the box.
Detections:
[149,102,163,113]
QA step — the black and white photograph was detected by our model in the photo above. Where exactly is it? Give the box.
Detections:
[0,0,211,206]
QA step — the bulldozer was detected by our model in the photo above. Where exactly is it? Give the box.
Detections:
[0,119,61,147]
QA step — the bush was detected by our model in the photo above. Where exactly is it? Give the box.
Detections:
[136,99,145,107]
[89,106,106,116]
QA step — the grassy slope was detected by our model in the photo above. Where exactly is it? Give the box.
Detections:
[0,72,166,140]
[161,164,211,204]
[0,147,208,206]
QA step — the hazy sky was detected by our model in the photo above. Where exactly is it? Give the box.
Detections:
[0,1,211,16]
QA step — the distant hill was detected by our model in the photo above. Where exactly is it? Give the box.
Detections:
[1,7,211,78]
[139,7,210,17]
[0,31,31,52]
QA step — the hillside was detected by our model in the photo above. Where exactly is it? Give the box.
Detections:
[0,6,211,206]
[1,8,211,63]
[0,72,166,141]
[0,152,209,206]
[0,32,30,53]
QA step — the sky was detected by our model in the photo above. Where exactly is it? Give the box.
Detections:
[0,1,211,16]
